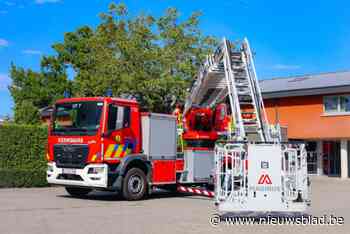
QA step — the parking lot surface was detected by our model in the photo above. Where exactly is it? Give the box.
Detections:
[0,177,350,234]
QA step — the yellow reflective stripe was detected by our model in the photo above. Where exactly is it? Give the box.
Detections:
[125,148,131,155]
[114,145,124,157]
[105,144,115,158]
[91,154,97,162]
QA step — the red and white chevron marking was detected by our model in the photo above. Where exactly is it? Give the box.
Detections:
[177,185,215,197]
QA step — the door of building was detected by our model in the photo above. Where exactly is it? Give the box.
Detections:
[323,141,341,177]
[306,141,318,174]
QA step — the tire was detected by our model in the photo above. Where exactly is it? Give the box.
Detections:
[122,168,147,201]
[65,187,92,197]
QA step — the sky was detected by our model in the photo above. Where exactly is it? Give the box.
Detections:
[0,0,349,116]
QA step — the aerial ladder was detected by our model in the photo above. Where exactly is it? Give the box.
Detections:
[183,38,310,213]
[184,38,277,142]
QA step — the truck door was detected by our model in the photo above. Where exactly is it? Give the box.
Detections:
[103,103,135,160]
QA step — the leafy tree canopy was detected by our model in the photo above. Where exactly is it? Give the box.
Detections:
[9,2,217,123]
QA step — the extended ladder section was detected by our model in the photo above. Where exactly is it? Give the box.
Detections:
[184,38,273,142]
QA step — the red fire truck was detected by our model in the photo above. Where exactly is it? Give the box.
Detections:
[47,97,211,200]
[47,38,310,213]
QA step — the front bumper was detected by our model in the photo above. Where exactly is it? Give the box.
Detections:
[47,162,108,188]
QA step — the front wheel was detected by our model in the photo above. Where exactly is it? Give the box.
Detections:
[122,168,147,201]
[65,187,92,197]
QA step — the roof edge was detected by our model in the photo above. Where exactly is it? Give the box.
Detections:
[262,85,350,99]
[260,69,350,81]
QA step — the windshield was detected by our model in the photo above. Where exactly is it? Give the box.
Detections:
[52,101,104,136]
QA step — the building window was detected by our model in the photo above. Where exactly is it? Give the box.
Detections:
[324,95,350,114]
[340,96,350,112]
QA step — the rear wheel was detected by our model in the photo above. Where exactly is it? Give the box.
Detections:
[65,187,92,197]
[122,168,147,201]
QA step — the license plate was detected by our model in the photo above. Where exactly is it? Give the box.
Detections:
[62,168,77,174]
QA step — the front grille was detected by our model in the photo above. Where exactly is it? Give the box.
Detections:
[57,174,83,181]
[54,144,89,169]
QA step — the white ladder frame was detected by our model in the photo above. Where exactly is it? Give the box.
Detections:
[222,38,246,140]
[242,38,272,141]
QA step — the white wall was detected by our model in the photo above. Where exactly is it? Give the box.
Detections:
[341,140,348,179]
[317,140,323,176]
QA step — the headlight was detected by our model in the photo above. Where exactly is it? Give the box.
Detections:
[88,167,105,174]
[47,164,54,172]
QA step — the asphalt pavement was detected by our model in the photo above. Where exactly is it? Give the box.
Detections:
[0,177,349,234]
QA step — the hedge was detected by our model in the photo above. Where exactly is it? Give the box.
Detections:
[0,124,48,187]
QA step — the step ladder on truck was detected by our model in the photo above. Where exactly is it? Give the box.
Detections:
[181,37,311,213]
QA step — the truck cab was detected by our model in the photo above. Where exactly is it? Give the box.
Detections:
[47,97,178,200]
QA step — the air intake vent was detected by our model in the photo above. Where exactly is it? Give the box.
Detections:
[54,144,89,168]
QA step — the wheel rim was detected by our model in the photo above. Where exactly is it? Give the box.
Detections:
[128,175,144,194]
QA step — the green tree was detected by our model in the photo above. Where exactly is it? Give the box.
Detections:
[9,61,71,124]
[9,2,217,123]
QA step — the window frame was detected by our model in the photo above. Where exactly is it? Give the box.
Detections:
[107,104,131,131]
[323,95,350,115]
[339,95,350,112]
[52,101,104,136]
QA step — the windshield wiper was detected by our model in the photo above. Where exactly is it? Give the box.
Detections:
[69,128,88,132]
[53,128,70,132]
[52,127,98,136]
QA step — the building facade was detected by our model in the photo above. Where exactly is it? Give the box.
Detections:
[260,71,350,178]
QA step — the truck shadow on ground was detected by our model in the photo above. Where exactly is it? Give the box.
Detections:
[57,190,210,202]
